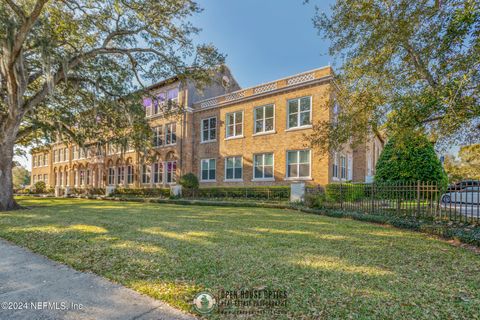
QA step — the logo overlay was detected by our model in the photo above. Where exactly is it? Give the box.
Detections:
[193,292,216,315]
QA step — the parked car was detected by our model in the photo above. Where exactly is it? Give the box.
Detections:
[442,186,480,204]
[447,180,480,192]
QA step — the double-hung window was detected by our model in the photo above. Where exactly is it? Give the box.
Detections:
[153,126,163,147]
[340,155,347,179]
[153,162,163,184]
[117,166,124,185]
[201,117,217,142]
[254,153,274,180]
[165,123,176,145]
[287,96,311,129]
[166,161,176,183]
[225,156,242,181]
[225,111,243,138]
[127,165,134,184]
[332,153,339,179]
[144,97,152,117]
[254,104,274,134]
[286,150,311,179]
[201,159,216,181]
[142,164,151,184]
[167,88,179,105]
[108,167,115,185]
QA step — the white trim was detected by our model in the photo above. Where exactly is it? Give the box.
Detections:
[252,178,275,182]
[225,110,244,139]
[285,149,312,179]
[200,139,217,144]
[253,103,275,135]
[252,152,275,180]
[201,116,217,143]
[252,131,276,137]
[286,96,312,130]
[224,156,243,181]
[285,125,313,132]
[224,135,244,141]
[200,158,216,182]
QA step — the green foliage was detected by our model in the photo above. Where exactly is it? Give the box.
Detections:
[178,173,199,190]
[184,186,290,200]
[113,187,170,198]
[312,0,480,150]
[375,132,448,188]
[444,144,480,181]
[34,181,46,193]
[12,166,30,189]
[325,183,366,202]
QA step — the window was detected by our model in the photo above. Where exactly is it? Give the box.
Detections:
[43,154,48,166]
[201,117,217,142]
[117,166,124,185]
[52,151,57,163]
[225,156,242,181]
[254,104,274,134]
[142,164,151,184]
[64,148,68,161]
[226,111,243,138]
[167,88,179,104]
[287,150,311,179]
[153,93,165,115]
[144,97,152,117]
[127,165,134,184]
[201,159,216,181]
[43,174,48,185]
[32,156,36,167]
[32,175,36,184]
[86,170,90,185]
[79,170,85,185]
[165,123,176,145]
[153,162,163,184]
[153,126,163,147]
[332,153,338,178]
[108,167,115,185]
[166,161,177,183]
[340,155,347,179]
[72,146,78,160]
[287,96,311,129]
[254,153,274,180]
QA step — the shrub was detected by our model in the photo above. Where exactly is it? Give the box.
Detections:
[184,186,290,200]
[34,181,46,193]
[325,183,365,202]
[179,173,199,190]
[375,132,448,189]
[113,187,170,198]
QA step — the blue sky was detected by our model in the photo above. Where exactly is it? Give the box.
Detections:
[190,0,334,87]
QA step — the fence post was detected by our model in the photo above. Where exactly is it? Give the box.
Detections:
[416,180,421,217]
[340,183,343,210]
[371,182,375,214]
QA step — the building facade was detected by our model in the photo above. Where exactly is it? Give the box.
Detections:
[30,66,380,191]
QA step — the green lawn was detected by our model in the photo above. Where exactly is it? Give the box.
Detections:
[1,197,479,319]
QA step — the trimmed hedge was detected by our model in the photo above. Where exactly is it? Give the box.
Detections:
[113,187,170,198]
[183,186,290,200]
[325,183,366,202]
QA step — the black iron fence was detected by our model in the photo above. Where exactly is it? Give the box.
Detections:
[306,181,480,224]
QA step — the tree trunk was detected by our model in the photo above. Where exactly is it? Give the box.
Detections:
[0,139,20,211]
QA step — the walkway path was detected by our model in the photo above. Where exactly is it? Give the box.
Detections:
[0,239,196,320]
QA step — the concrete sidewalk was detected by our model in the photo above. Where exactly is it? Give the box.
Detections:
[0,239,196,320]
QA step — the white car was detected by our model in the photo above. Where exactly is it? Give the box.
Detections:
[442,186,480,204]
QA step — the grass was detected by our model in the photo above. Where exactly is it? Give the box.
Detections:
[1,197,479,319]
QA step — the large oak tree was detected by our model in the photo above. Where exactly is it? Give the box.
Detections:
[311,0,479,152]
[0,0,224,210]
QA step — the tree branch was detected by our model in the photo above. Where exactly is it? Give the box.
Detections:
[3,0,26,20]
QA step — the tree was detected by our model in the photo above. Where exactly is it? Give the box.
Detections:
[12,165,30,189]
[311,0,479,152]
[0,1,225,210]
[444,144,480,181]
[375,132,448,187]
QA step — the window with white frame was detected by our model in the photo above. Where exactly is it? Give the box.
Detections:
[44,154,48,166]
[166,161,176,183]
[201,159,216,181]
[79,170,85,185]
[44,174,48,185]
[32,175,36,184]
[156,92,166,113]
[340,155,347,179]
[287,150,311,179]
[32,156,36,168]
[226,111,243,138]
[165,123,176,145]
[72,146,78,160]
[144,97,152,117]
[117,166,125,185]
[167,88,179,105]
[332,153,339,178]
[142,164,151,184]
[153,126,163,147]
[86,170,90,185]
[254,153,274,180]
[254,104,274,134]
[153,162,163,184]
[108,167,115,185]
[127,165,134,184]
[287,96,311,129]
[64,148,68,161]
[53,151,57,163]
[201,117,217,142]
[225,156,242,180]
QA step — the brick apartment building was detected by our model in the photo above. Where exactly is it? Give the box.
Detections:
[30,66,383,191]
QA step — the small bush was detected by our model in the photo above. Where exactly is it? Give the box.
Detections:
[325,183,366,202]
[34,181,47,193]
[113,187,170,198]
[184,186,290,200]
[179,173,199,190]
